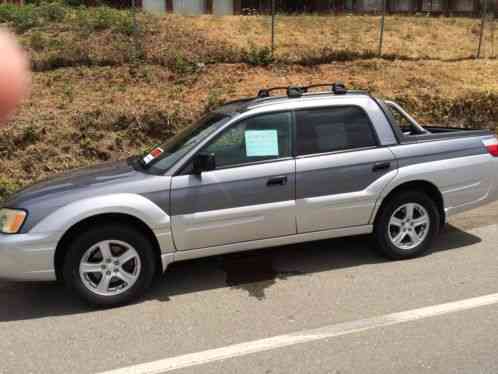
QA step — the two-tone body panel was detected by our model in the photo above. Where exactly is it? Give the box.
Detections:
[295,148,397,232]
[380,136,498,219]
[170,159,296,250]
[0,161,175,280]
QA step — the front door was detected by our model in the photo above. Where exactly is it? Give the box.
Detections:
[171,111,296,251]
[294,105,397,233]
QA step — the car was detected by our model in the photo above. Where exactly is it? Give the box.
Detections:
[1,83,498,307]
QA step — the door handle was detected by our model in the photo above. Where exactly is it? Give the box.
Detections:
[267,176,288,186]
[372,162,391,172]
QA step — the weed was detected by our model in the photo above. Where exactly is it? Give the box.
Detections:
[244,45,273,66]
[171,54,198,75]
[29,31,46,51]
[0,178,20,203]
[0,2,65,32]
[11,6,40,33]
[20,126,40,145]
[296,48,377,64]
[37,1,66,22]
[205,89,224,112]
[74,6,134,35]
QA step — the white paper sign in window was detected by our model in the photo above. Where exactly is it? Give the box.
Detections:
[245,130,279,157]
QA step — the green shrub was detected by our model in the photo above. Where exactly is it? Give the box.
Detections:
[29,31,46,51]
[37,1,66,22]
[74,6,134,35]
[44,43,91,69]
[0,177,20,203]
[63,0,85,6]
[170,54,198,75]
[205,89,224,113]
[295,48,377,65]
[20,125,41,145]
[243,45,273,66]
[9,5,40,33]
[0,3,18,23]
[0,2,66,32]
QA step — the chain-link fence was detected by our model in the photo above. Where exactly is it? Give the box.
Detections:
[133,0,496,62]
[261,0,497,60]
[0,0,496,68]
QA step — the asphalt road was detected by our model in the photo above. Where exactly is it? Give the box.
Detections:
[2,202,498,374]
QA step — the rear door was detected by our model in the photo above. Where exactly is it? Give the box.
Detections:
[295,105,397,233]
[170,111,297,251]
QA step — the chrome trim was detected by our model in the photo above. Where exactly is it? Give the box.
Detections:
[295,146,378,159]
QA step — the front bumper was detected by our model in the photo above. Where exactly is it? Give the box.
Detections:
[0,232,60,281]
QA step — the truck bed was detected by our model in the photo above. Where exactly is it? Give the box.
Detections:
[405,126,494,143]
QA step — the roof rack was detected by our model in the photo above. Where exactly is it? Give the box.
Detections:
[257,86,291,98]
[257,82,350,99]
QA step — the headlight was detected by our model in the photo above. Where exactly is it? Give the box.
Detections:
[0,209,27,234]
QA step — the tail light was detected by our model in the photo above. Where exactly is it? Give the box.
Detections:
[482,138,498,157]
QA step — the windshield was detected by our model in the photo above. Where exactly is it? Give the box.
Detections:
[145,112,231,174]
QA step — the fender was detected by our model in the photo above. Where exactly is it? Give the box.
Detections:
[369,153,493,223]
[30,193,175,253]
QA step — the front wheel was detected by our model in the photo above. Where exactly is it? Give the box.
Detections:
[63,225,157,307]
[373,191,440,260]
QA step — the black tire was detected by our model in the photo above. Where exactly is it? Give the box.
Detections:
[63,224,157,307]
[373,191,440,260]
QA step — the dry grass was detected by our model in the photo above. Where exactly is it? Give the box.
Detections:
[9,12,498,71]
[1,59,497,201]
[192,15,497,61]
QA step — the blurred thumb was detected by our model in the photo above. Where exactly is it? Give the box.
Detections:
[0,30,31,127]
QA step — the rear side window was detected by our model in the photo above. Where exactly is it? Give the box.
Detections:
[295,106,377,156]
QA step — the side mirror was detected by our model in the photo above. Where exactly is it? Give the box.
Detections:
[192,153,216,175]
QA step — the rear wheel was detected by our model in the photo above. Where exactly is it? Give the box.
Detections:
[63,225,156,307]
[374,191,440,260]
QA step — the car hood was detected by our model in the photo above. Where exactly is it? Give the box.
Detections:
[4,160,140,206]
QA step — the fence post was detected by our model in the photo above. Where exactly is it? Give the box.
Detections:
[477,0,488,58]
[378,0,386,57]
[492,13,496,58]
[130,0,142,64]
[271,0,276,57]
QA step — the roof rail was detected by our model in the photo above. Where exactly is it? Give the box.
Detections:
[257,86,291,98]
[220,97,256,107]
[257,82,351,100]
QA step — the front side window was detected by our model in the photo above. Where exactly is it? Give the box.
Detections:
[295,106,377,156]
[147,113,231,173]
[201,112,292,169]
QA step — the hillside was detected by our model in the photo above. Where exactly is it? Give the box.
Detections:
[0,5,497,201]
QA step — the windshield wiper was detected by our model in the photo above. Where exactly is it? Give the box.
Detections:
[127,155,146,170]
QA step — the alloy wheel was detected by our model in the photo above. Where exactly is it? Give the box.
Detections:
[78,240,142,297]
[388,203,430,251]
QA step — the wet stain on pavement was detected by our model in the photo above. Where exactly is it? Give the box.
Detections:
[221,250,303,300]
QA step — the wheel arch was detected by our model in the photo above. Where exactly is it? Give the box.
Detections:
[54,213,162,282]
[373,180,445,228]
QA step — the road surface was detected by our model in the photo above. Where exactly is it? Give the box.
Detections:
[1,202,498,374]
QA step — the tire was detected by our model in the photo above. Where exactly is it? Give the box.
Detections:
[63,224,157,307]
[373,191,440,260]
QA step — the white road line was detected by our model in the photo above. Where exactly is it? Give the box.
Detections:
[99,292,498,374]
